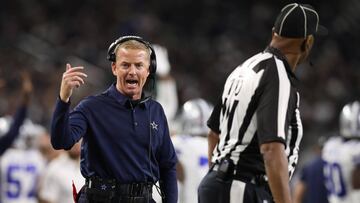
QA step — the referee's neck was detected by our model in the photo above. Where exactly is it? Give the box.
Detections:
[269,39,303,71]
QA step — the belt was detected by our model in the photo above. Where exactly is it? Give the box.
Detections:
[212,164,268,185]
[86,177,153,197]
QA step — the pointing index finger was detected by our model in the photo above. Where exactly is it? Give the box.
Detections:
[66,66,85,73]
[66,63,72,71]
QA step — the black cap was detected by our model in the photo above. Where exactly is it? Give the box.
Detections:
[274,3,328,38]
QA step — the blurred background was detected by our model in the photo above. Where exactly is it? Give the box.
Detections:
[1,0,360,181]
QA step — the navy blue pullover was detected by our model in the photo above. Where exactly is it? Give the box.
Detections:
[0,105,27,155]
[51,84,178,203]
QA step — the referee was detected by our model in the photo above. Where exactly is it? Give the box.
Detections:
[198,3,327,203]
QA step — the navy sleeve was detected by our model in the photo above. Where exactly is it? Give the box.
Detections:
[50,97,87,150]
[158,110,178,203]
[0,105,27,155]
[300,166,308,182]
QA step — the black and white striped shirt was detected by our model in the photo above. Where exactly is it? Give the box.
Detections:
[208,46,303,179]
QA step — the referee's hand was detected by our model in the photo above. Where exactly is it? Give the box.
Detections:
[60,63,87,103]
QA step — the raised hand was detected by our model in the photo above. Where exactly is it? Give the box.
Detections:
[20,70,33,105]
[59,63,87,102]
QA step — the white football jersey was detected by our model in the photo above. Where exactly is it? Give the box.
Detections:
[322,137,360,203]
[39,153,85,203]
[171,134,209,203]
[156,79,178,122]
[0,148,46,203]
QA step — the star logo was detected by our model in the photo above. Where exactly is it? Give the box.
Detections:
[101,184,107,190]
[150,121,158,130]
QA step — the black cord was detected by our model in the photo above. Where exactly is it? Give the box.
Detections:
[145,76,166,202]
[147,103,166,200]
[146,77,156,184]
[148,104,154,183]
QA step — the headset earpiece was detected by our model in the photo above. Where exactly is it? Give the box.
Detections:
[107,36,157,76]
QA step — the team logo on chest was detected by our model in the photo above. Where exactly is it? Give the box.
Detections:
[150,121,158,130]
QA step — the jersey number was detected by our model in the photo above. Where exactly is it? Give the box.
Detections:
[324,162,347,197]
[226,78,243,97]
[199,156,208,167]
[6,164,38,199]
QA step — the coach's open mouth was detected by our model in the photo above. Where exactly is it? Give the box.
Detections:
[126,79,138,86]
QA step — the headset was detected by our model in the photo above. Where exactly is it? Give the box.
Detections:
[107,35,157,78]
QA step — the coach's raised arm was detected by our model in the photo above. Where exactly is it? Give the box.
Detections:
[51,64,87,150]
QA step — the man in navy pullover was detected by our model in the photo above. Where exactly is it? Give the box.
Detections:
[51,36,177,203]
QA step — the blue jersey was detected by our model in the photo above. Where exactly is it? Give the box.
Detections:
[300,156,329,203]
[51,84,177,203]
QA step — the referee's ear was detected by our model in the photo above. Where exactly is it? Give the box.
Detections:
[269,28,276,44]
[305,35,315,51]
[271,28,275,38]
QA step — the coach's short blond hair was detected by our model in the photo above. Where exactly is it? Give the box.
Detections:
[114,40,151,59]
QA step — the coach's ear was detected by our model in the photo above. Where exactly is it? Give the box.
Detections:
[111,62,117,76]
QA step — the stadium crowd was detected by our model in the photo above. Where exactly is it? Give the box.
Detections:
[1,0,360,202]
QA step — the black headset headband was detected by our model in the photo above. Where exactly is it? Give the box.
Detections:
[107,35,157,75]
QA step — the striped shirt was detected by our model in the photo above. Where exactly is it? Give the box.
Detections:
[208,46,303,179]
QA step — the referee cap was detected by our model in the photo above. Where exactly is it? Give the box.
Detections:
[274,3,328,38]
